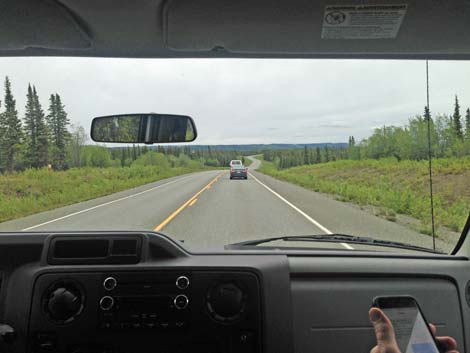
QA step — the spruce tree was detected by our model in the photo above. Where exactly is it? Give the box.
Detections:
[465,108,470,140]
[23,84,36,167]
[453,95,463,139]
[315,147,321,163]
[0,77,22,172]
[33,87,49,168]
[47,93,70,169]
[132,144,137,160]
[424,106,431,122]
[323,145,329,162]
[120,148,126,167]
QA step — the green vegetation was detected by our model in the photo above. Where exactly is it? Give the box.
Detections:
[0,76,249,222]
[0,153,211,223]
[0,76,247,172]
[259,96,470,235]
[242,156,253,167]
[259,157,470,234]
[263,97,470,170]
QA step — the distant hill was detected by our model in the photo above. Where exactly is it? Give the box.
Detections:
[188,143,347,151]
[108,143,348,152]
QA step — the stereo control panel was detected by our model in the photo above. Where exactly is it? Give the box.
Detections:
[29,270,262,353]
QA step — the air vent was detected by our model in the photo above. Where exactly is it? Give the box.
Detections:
[48,235,142,265]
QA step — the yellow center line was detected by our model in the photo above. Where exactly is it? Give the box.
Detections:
[153,172,226,232]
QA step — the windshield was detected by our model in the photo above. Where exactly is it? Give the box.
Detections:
[0,58,469,254]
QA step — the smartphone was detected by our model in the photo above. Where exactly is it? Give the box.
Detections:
[372,296,442,353]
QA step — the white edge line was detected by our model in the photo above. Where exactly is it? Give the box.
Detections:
[249,172,354,250]
[21,174,195,231]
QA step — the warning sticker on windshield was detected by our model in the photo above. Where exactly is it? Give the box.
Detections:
[322,4,407,39]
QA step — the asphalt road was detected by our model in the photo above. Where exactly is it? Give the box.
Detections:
[0,157,452,253]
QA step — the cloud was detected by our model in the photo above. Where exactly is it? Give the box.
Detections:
[318,121,352,128]
[0,58,469,144]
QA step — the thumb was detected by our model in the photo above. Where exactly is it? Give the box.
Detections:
[369,308,400,352]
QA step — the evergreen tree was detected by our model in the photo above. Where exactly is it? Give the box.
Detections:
[24,85,48,168]
[465,108,470,140]
[423,106,431,122]
[323,145,329,162]
[47,93,70,169]
[120,148,126,167]
[315,147,321,163]
[132,144,137,160]
[0,77,22,171]
[23,84,36,167]
[303,145,309,165]
[33,87,49,167]
[453,95,463,139]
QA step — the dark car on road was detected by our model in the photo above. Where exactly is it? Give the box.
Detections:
[230,161,248,179]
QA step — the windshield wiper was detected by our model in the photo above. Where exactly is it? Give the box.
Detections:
[226,233,443,254]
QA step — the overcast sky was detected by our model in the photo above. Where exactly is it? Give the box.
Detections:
[0,58,469,144]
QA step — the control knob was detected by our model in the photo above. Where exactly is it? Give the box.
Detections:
[99,296,115,311]
[103,277,117,291]
[207,282,245,323]
[44,284,84,323]
[174,294,189,310]
[176,276,189,290]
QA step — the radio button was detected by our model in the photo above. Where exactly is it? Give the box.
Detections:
[120,322,131,330]
[143,322,156,329]
[99,296,114,311]
[103,277,117,291]
[174,294,189,310]
[176,276,190,290]
[175,321,186,328]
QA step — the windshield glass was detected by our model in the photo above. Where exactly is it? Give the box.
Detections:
[0,58,469,254]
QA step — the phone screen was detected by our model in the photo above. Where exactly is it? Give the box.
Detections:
[379,299,439,353]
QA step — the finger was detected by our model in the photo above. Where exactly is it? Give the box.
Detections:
[429,324,436,336]
[436,336,458,351]
[369,308,397,346]
[370,345,379,353]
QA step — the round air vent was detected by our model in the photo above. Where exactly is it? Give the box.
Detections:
[42,279,85,324]
[206,282,246,323]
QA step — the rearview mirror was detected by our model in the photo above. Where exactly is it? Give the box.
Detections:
[91,114,197,144]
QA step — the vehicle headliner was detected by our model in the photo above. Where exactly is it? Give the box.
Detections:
[1,0,469,60]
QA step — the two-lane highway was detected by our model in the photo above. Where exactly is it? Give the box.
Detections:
[0,157,451,252]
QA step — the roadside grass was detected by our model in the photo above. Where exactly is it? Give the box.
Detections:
[0,165,210,223]
[258,157,470,235]
[242,157,253,167]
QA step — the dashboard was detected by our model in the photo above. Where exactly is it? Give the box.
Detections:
[0,232,468,353]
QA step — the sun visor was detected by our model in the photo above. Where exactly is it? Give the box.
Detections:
[164,0,470,56]
[0,0,91,50]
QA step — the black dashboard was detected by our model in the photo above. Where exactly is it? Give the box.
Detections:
[0,232,469,353]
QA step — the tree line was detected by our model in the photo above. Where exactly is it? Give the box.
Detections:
[80,144,245,169]
[264,96,470,169]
